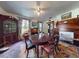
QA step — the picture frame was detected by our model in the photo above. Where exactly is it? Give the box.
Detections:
[77,15,79,18]
[32,22,38,28]
[61,12,72,19]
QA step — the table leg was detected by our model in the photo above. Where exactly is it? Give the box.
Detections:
[37,45,39,58]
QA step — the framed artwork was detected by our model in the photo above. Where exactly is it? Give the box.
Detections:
[77,15,79,18]
[32,22,38,28]
[61,12,72,19]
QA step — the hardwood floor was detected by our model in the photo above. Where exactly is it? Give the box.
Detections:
[0,41,26,58]
[0,41,79,58]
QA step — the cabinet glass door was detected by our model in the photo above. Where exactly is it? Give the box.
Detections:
[11,21,16,32]
[3,20,10,34]
[3,20,17,34]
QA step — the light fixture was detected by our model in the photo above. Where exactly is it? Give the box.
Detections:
[34,6,45,16]
[36,10,40,16]
[37,7,40,12]
[35,7,41,16]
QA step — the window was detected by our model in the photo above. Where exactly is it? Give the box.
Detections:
[39,22,43,32]
[21,20,29,34]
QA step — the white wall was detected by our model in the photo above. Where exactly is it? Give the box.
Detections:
[52,8,79,21]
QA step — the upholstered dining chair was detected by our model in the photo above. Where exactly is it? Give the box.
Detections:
[41,34,60,57]
[41,28,60,58]
[25,40,36,58]
[23,33,36,58]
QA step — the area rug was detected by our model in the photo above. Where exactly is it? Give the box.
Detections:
[53,44,79,58]
[40,43,79,58]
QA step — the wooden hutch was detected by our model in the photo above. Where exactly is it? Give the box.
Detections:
[0,14,18,47]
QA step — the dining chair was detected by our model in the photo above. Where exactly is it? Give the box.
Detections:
[41,28,60,58]
[23,33,36,58]
[25,40,36,58]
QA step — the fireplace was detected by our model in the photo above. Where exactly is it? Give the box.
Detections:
[59,31,74,44]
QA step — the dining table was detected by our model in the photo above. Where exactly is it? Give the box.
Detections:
[32,39,48,58]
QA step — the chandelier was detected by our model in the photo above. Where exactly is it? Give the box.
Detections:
[36,7,41,16]
[35,7,43,16]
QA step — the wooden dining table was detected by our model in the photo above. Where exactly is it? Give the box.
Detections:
[32,39,48,58]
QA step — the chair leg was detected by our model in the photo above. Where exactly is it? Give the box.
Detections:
[55,46,60,53]
[26,50,29,58]
[57,46,60,51]
[55,47,58,54]
[34,47,37,53]
[48,54,50,58]
[45,50,50,58]
[53,47,57,55]
[52,49,55,57]
[41,47,43,55]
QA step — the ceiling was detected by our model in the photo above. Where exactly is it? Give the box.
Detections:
[0,1,79,21]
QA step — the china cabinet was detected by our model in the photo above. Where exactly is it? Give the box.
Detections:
[0,14,18,47]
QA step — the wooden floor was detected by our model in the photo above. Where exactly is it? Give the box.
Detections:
[0,41,79,58]
[0,41,54,58]
[0,41,26,58]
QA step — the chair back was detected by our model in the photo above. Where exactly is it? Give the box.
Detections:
[48,28,59,46]
[53,28,59,46]
[31,34,39,40]
[54,34,59,46]
[40,33,49,41]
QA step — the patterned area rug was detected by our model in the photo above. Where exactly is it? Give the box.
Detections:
[40,43,79,58]
[53,44,79,58]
